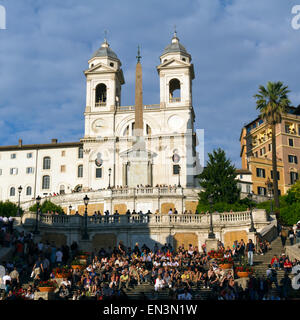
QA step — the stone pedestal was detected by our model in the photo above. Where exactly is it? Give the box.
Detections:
[205,238,218,252]
[34,291,56,300]
[234,277,249,290]
[79,239,92,252]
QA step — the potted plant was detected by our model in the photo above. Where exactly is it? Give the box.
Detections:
[38,280,58,292]
[218,257,234,269]
[235,265,254,278]
[52,266,71,278]
[71,259,85,270]
[77,251,90,259]
[208,250,223,259]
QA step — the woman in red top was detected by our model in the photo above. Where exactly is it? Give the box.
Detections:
[283,258,292,272]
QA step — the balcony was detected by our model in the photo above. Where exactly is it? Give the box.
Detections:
[95,102,106,107]
[169,97,181,103]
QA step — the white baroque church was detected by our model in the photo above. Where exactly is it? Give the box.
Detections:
[0,32,201,214]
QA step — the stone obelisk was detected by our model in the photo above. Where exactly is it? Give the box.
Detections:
[126,46,149,187]
[134,45,143,139]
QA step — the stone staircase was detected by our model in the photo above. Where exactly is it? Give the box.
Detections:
[122,283,212,300]
[252,236,300,299]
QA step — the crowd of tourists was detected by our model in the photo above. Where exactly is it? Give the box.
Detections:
[1,222,299,301]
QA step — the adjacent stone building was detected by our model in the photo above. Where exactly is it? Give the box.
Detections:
[240,105,300,196]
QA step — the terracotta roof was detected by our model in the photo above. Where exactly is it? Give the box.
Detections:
[0,141,82,152]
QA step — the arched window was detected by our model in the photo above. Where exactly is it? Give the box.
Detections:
[95,83,107,106]
[26,186,32,196]
[78,165,83,178]
[59,185,65,195]
[123,122,152,136]
[169,78,181,103]
[10,187,15,197]
[42,175,50,189]
[78,147,83,159]
[43,157,51,170]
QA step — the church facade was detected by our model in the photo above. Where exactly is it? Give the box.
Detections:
[0,32,200,209]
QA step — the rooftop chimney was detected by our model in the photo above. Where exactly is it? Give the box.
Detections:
[51,139,58,144]
[18,139,22,147]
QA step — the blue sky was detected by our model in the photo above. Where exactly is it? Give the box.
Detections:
[0,0,299,166]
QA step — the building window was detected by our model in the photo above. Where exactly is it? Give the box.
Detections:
[256,168,265,178]
[78,147,83,159]
[26,167,34,174]
[10,187,15,197]
[26,186,32,196]
[11,153,16,159]
[10,168,18,175]
[288,139,294,147]
[257,186,267,196]
[173,165,180,175]
[290,172,299,185]
[268,143,272,152]
[78,165,83,178]
[288,155,298,164]
[27,153,33,159]
[169,78,181,103]
[61,165,66,173]
[285,123,290,133]
[254,151,258,158]
[42,175,50,189]
[95,83,107,106]
[59,185,65,195]
[271,171,280,180]
[96,168,102,178]
[246,185,251,193]
[43,157,51,169]
[0,169,2,175]
[61,150,66,157]
[260,147,266,156]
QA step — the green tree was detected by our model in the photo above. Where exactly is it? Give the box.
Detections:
[29,200,64,214]
[197,148,240,205]
[0,200,23,217]
[254,81,291,209]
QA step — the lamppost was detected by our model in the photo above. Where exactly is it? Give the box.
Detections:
[82,195,89,240]
[69,204,72,215]
[266,178,273,215]
[208,194,215,239]
[247,192,257,233]
[178,165,181,188]
[108,168,112,189]
[17,185,22,217]
[33,195,41,234]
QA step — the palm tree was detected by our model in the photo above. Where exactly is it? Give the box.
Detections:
[253,81,291,208]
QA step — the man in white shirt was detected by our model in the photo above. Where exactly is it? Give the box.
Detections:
[168,209,173,215]
[2,272,11,286]
[154,275,165,291]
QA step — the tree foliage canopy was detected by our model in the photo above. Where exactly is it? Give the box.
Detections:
[0,201,23,217]
[197,148,240,205]
[29,200,64,214]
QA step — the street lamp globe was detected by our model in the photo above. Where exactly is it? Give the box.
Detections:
[36,195,41,206]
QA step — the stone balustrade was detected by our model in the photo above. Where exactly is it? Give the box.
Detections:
[20,186,190,211]
[22,209,267,230]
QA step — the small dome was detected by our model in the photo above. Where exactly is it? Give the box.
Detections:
[161,31,190,57]
[91,39,119,60]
